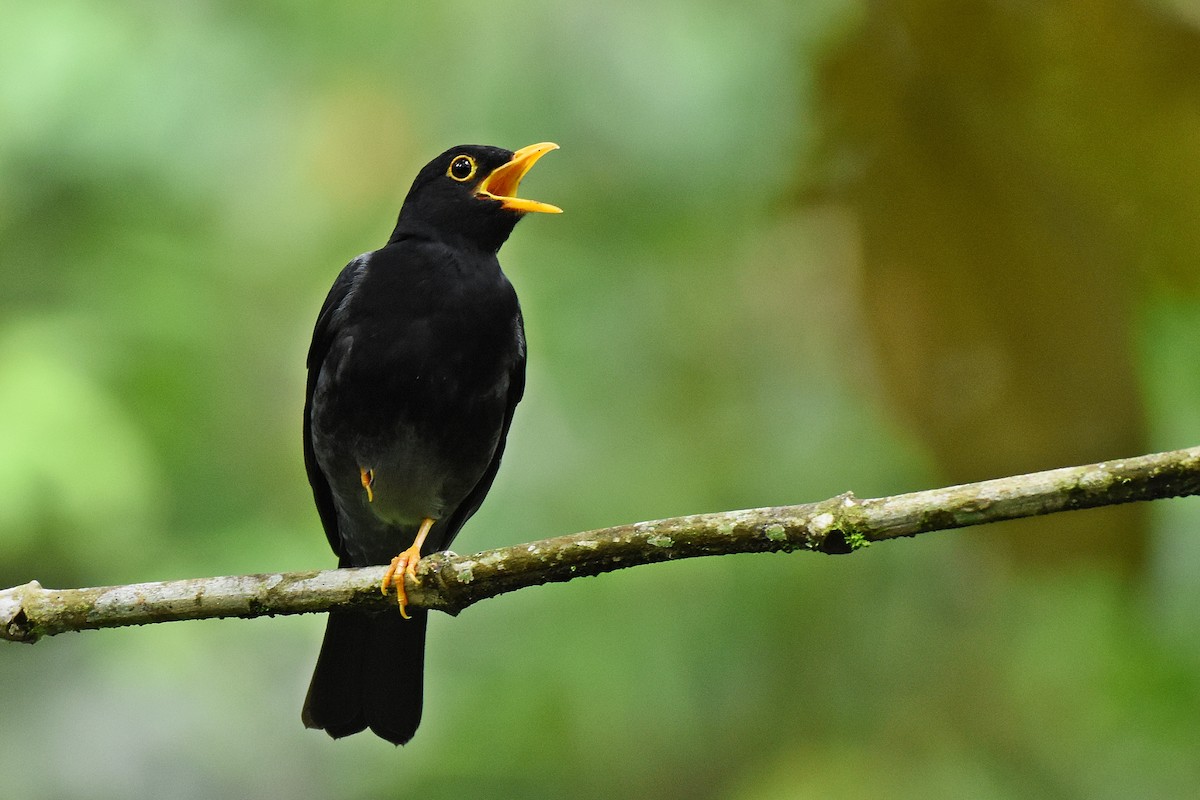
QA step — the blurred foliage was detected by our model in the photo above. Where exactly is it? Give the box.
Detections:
[808,0,1200,574]
[2,1,1199,798]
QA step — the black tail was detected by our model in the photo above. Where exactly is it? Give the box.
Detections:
[301,608,428,745]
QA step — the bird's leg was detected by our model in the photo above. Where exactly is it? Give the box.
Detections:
[380,516,436,620]
[359,467,375,503]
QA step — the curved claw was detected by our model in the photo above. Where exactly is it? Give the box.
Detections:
[382,549,420,619]
[379,517,436,621]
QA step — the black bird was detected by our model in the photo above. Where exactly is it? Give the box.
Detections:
[301,142,560,745]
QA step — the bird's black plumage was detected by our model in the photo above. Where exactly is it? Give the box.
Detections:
[301,143,558,745]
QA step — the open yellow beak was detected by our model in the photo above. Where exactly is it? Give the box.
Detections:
[476,142,562,214]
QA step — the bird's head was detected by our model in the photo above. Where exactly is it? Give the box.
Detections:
[393,142,561,251]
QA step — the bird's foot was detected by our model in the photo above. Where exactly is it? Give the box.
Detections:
[359,467,375,503]
[381,547,420,619]
[380,517,436,620]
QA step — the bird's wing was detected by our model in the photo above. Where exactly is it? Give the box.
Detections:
[304,254,367,560]
[438,309,527,551]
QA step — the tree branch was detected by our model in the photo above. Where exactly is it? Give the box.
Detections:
[3,446,1199,644]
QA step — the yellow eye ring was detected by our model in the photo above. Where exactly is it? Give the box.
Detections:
[447,155,477,182]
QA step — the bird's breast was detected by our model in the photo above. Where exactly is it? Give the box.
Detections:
[309,279,520,527]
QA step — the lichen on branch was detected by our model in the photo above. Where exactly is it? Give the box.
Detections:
[3,446,1199,644]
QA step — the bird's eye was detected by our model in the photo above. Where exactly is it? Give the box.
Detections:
[447,155,477,182]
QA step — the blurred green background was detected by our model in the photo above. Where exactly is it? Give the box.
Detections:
[3,1,1200,797]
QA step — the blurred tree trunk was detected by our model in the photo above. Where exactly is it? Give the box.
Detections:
[807,0,1200,576]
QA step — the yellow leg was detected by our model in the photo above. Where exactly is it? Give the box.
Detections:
[380,517,436,620]
[359,468,375,503]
